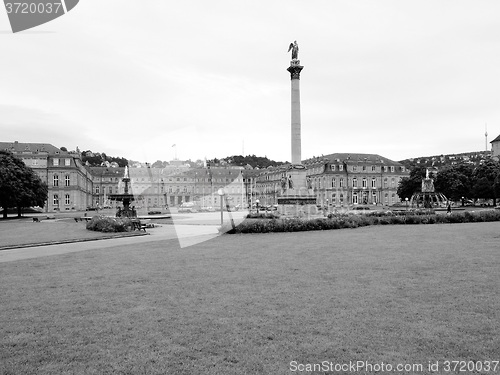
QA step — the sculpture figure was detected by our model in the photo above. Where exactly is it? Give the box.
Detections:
[288,40,299,60]
[306,176,312,189]
[281,176,288,192]
[288,175,294,189]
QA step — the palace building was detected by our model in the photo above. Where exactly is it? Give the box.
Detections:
[0,141,93,212]
[2,141,407,212]
[253,153,408,207]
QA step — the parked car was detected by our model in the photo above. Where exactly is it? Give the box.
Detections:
[200,206,215,212]
[148,210,162,215]
[178,202,200,213]
[348,206,371,214]
[86,206,98,211]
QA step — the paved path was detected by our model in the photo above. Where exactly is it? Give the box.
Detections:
[0,224,220,263]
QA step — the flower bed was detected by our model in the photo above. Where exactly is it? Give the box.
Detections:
[220,209,500,234]
[86,216,133,233]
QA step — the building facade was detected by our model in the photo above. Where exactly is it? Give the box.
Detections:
[2,141,408,212]
[491,134,500,160]
[0,141,94,212]
[254,153,408,207]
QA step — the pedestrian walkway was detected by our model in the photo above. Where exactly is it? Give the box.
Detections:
[0,224,221,263]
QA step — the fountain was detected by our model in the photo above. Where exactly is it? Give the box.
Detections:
[409,168,448,209]
[109,166,137,218]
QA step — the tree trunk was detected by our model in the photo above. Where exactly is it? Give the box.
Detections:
[17,206,22,218]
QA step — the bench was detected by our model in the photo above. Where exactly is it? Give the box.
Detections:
[131,220,147,232]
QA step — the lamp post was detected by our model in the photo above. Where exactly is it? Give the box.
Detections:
[405,197,409,212]
[218,188,225,225]
[256,198,260,214]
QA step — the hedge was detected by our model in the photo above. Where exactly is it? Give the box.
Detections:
[220,209,500,234]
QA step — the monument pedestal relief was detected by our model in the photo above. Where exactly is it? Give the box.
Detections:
[278,41,318,217]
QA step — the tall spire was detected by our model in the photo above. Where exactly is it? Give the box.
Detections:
[485,123,488,151]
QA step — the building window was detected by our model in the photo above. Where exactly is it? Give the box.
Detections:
[390,166,395,172]
[384,178,388,188]
[96,186,100,194]
[383,166,388,172]
[53,194,59,206]
[109,187,112,194]
[339,164,343,171]
[352,178,357,188]
[53,158,59,166]
[362,165,366,171]
[65,175,70,187]
[352,165,357,172]
[330,165,335,171]
[65,194,70,205]
[339,178,344,188]
[33,159,38,166]
[331,178,336,188]
[372,165,376,172]
[401,166,405,172]
[53,174,59,187]
[391,178,395,188]
[65,158,70,166]
[371,178,376,188]
[362,178,367,188]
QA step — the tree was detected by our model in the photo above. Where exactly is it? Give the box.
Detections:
[151,160,167,168]
[471,160,500,205]
[434,164,474,201]
[0,151,48,218]
[397,165,427,200]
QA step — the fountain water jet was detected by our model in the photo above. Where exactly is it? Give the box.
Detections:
[409,168,448,209]
[109,166,137,218]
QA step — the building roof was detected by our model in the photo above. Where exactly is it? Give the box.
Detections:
[0,141,63,154]
[490,134,500,143]
[88,166,125,177]
[305,153,403,165]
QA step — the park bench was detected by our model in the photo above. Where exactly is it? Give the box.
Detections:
[131,220,147,232]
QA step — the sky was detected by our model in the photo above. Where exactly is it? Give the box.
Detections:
[1,0,500,164]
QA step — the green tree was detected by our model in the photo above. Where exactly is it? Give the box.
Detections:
[397,165,427,200]
[0,151,48,218]
[434,164,474,201]
[471,160,500,205]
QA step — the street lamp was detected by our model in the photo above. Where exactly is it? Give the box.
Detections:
[405,197,409,211]
[256,199,260,214]
[217,188,225,225]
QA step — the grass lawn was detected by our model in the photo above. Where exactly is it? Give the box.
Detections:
[1,222,499,374]
[0,218,150,249]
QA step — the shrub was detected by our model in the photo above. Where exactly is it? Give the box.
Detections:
[220,209,500,234]
[86,216,132,233]
[246,212,280,219]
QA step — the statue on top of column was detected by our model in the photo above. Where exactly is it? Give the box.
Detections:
[288,40,299,60]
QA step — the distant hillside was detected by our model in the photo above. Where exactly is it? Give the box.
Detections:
[81,150,128,167]
[207,155,286,169]
[399,151,492,169]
